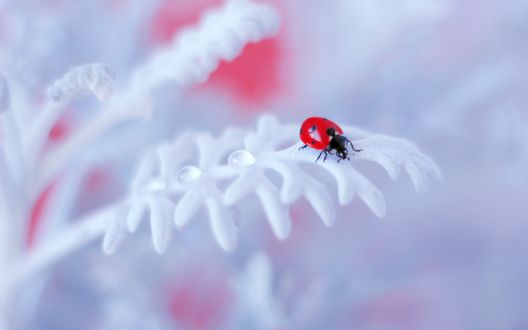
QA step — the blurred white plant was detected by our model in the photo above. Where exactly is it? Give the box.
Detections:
[230,251,334,329]
[30,0,280,195]
[0,0,281,310]
[0,75,9,113]
[102,115,441,253]
[132,0,280,91]
[0,0,442,310]
[103,130,247,254]
[231,252,284,328]
[0,0,442,326]
[48,63,115,103]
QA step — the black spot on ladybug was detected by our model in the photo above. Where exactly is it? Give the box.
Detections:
[309,125,316,133]
[311,139,316,143]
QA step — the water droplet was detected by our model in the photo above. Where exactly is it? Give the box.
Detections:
[228,150,256,168]
[178,166,201,184]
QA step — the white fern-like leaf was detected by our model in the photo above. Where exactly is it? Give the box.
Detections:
[227,116,384,226]
[172,131,245,251]
[102,115,441,253]
[102,206,128,255]
[225,116,336,233]
[49,63,115,102]
[126,198,149,233]
[148,197,175,254]
[204,191,238,251]
[132,0,280,92]
[102,134,195,253]
[353,134,443,193]
[231,252,283,327]
[104,195,176,254]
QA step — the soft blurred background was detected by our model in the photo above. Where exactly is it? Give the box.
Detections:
[1,0,528,329]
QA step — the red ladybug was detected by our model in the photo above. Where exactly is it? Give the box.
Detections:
[299,117,362,162]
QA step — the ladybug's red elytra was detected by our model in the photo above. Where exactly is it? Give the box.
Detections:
[299,117,362,162]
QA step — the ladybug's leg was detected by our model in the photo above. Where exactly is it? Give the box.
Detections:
[298,144,308,151]
[346,139,362,152]
[315,150,327,163]
[315,151,323,162]
[323,147,335,162]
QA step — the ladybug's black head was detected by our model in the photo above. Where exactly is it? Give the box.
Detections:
[326,127,336,137]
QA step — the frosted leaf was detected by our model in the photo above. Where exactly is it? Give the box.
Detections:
[106,139,191,253]
[222,115,438,230]
[131,133,196,193]
[105,196,175,254]
[110,114,439,253]
[131,152,158,194]
[102,207,128,255]
[259,159,305,204]
[148,197,174,254]
[171,131,242,250]
[0,75,9,113]
[49,63,115,102]
[174,188,204,228]
[352,134,442,193]
[255,180,292,239]
[224,116,337,232]
[205,195,238,251]
[225,169,294,238]
[175,185,238,250]
[224,172,259,205]
[303,176,336,227]
[245,115,296,154]
[103,131,233,253]
[126,198,148,233]
[197,130,247,168]
[132,0,280,92]
[309,159,386,218]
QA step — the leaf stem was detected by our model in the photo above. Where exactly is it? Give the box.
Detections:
[0,203,117,296]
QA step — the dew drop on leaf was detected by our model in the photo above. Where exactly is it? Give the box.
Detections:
[228,150,256,168]
[178,166,201,184]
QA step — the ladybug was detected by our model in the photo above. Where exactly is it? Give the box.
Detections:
[299,117,362,162]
